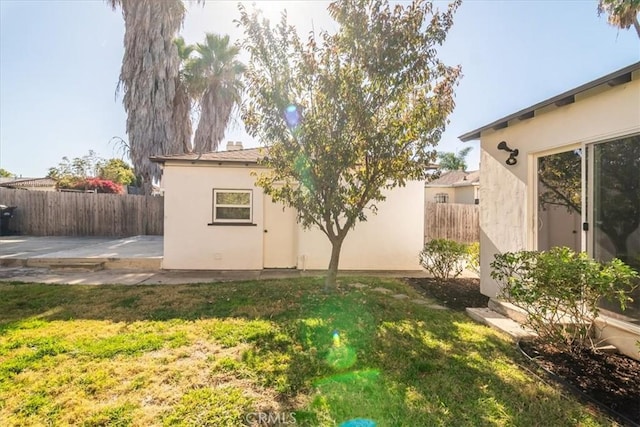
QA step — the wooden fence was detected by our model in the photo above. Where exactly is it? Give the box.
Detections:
[424,201,479,244]
[0,188,163,237]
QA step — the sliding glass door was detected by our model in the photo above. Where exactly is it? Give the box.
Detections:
[589,135,640,322]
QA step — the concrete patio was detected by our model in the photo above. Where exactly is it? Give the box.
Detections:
[0,235,436,285]
[0,235,163,270]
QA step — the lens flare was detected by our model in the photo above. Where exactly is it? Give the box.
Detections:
[284,104,301,128]
[340,418,377,427]
[332,330,341,347]
[325,329,357,369]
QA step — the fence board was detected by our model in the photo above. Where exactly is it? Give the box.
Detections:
[0,188,163,237]
[424,201,479,244]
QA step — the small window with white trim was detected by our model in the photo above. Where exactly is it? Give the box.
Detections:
[434,193,449,203]
[213,189,253,223]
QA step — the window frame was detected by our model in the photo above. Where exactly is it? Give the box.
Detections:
[212,189,253,224]
[434,193,449,203]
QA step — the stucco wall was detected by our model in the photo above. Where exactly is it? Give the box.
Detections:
[424,187,455,204]
[454,186,477,204]
[162,163,267,270]
[425,185,477,205]
[478,75,640,298]
[163,163,424,271]
[297,180,425,270]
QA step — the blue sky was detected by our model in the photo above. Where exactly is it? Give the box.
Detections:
[0,0,638,178]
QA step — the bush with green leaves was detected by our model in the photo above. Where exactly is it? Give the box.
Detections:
[467,241,480,274]
[491,247,638,350]
[419,239,468,280]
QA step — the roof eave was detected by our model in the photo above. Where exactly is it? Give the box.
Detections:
[458,61,640,142]
[150,157,260,165]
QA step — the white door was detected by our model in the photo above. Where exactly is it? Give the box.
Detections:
[263,196,297,268]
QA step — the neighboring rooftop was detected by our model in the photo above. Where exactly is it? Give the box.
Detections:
[0,177,56,188]
[459,61,640,142]
[425,170,479,187]
[151,147,266,164]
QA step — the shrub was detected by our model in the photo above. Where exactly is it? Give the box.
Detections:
[419,239,468,280]
[467,241,480,274]
[491,247,638,350]
[73,178,124,194]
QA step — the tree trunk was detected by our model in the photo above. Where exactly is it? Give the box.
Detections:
[141,174,154,196]
[325,238,344,292]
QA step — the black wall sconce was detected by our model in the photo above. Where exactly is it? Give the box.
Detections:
[497,141,519,165]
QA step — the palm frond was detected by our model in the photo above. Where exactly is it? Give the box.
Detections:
[111,0,186,193]
[190,33,246,153]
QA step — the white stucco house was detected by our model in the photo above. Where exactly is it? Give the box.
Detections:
[459,61,640,359]
[151,144,424,273]
[424,170,479,205]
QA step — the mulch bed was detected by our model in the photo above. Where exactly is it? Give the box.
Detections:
[404,277,489,311]
[520,341,640,426]
[405,276,640,425]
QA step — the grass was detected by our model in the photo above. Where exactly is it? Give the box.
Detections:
[0,277,616,426]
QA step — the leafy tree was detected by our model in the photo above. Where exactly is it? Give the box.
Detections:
[47,150,104,183]
[107,0,201,194]
[598,0,640,39]
[437,146,472,171]
[98,159,136,186]
[47,151,133,191]
[239,0,461,290]
[0,168,13,178]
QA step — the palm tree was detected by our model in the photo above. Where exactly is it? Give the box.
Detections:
[173,37,196,154]
[189,34,246,153]
[107,0,190,194]
[437,146,473,171]
[598,0,640,39]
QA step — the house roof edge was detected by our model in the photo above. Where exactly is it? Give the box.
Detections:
[458,61,640,142]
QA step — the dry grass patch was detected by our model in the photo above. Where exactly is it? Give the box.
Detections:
[0,278,617,426]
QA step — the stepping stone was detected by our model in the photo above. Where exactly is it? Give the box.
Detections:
[427,304,448,310]
[392,294,410,300]
[466,307,536,341]
[410,299,430,305]
[372,287,392,294]
[348,283,369,289]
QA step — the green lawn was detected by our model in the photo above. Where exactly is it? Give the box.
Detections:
[0,277,613,426]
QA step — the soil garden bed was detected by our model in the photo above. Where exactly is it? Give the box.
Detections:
[520,341,640,426]
[405,277,489,311]
[406,276,640,426]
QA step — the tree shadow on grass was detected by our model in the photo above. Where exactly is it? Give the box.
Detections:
[0,279,612,426]
[288,295,609,426]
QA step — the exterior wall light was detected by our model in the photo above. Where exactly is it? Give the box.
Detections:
[497,141,519,165]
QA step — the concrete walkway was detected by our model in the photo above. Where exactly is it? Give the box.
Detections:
[0,235,477,286]
[0,235,437,285]
[0,235,162,269]
[0,266,433,286]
